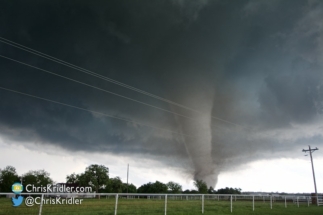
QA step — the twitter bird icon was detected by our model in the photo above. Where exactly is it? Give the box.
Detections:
[12,196,24,207]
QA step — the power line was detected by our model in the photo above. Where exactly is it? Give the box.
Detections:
[0,38,249,170]
[0,54,238,135]
[0,86,194,137]
[0,83,221,164]
[0,54,207,124]
[0,37,240,127]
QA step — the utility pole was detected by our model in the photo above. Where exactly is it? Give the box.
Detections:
[302,145,319,205]
[127,164,129,193]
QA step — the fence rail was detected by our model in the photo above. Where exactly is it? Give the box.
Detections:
[0,192,321,215]
[318,198,323,206]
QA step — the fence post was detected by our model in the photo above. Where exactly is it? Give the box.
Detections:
[202,194,204,214]
[38,194,44,215]
[308,197,310,207]
[297,197,299,208]
[230,195,232,213]
[285,196,287,208]
[252,196,254,211]
[270,196,272,209]
[114,194,119,215]
[165,194,167,215]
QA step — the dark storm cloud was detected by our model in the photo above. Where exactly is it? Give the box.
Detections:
[258,69,321,127]
[0,0,323,187]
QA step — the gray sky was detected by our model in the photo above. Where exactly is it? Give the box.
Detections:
[0,0,322,192]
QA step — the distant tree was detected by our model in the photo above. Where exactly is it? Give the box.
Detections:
[137,181,168,193]
[153,181,168,193]
[105,177,123,193]
[182,189,198,194]
[182,189,190,193]
[167,181,182,193]
[216,187,241,194]
[194,180,208,194]
[22,170,53,191]
[208,186,215,194]
[66,173,81,185]
[0,166,19,192]
[122,183,137,193]
[66,173,79,184]
[76,164,109,196]
[75,173,87,187]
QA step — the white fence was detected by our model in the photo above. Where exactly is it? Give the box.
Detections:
[0,192,320,215]
[318,198,323,206]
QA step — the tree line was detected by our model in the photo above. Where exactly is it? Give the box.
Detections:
[0,165,241,194]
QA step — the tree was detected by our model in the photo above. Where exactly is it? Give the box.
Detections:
[216,187,241,194]
[122,183,137,193]
[77,164,109,195]
[183,189,191,193]
[167,181,182,193]
[193,180,208,194]
[105,177,123,193]
[208,186,215,194]
[0,166,19,192]
[66,173,78,184]
[22,170,53,191]
[183,189,198,194]
[137,181,168,193]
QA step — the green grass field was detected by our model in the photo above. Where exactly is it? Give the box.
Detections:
[1,198,322,215]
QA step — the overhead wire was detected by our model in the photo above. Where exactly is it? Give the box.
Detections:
[0,82,220,163]
[0,38,257,179]
[0,54,230,160]
[0,54,202,123]
[0,37,241,127]
[0,37,248,164]
[0,86,195,138]
[0,54,232,133]
[0,54,240,161]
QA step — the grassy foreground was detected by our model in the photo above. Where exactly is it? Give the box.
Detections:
[0,198,322,215]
